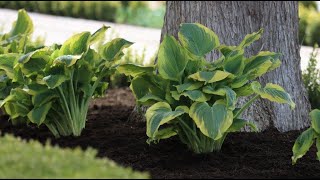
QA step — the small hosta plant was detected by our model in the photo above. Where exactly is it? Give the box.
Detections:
[292,109,320,164]
[118,23,295,154]
[0,10,132,137]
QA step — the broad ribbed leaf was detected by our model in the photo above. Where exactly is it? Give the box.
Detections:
[189,101,233,140]
[147,127,177,144]
[223,50,245,75]
[310,109,320,134]
[146,102,188,138]
[157,35,188,82]
[178,23,220,56]
[27,102,52,125]
[188,71,230,84]
[239,29,263,48]
[174,82,203,93]
[117,64,154,77]
[130,75,165,104]
[251,81,295,109]
[292,128,315,165]
[233,83,254,97]
[227,118,257,132]
[59,32,91,56]
[0,53,18,79]
[138,93,164,103]
[203,86,236,109]
[230,75,248,88]
[90,25,110,45]
[171,90,211,102]
[100,38,133,61]
[10,9,33,37]
[43,75,68,89]
[32,90,57,107]
[54,55,82,67]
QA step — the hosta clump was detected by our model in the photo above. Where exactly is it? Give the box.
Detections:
[118,23,295,154]
[292,109,320,164]
[0,11,132,137]
[0,9,44,111]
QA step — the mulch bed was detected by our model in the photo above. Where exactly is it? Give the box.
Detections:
[0,87,319,179]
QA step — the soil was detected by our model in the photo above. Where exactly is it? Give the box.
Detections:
[1,87,320,179]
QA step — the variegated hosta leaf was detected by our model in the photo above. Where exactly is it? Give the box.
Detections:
[227,118,257,132]
[230,75,248,89]
[100,38,133,62]
[18,49,50,77]
[202,86,236,110]
[1,88,32,118]
[188,70,231,84]
[43,64,70,89]
[146,102,189,138]
[59,32,91,56]
[239,29,263,48]
[146,127,178,144]
[117,64,154,78]
[251,81,295,109]
[158,35,188,82]
[0,53,18,79]
[244,51,281,79]
[310,109,320,134]
[171,90,211,102]
[292,128,315,165]
[223,49,245,76]
[53,55,82,67]
[178,23,220,56]
[189,101,233,140]
[31,90,57,107]
[130,75,165,105]
[174,82,203,93]
[10,9,33,37]
[27,102,52,126]
[233,83,254,97]
[89,25,110,45]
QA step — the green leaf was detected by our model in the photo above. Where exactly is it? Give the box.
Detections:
[203,86,236,109]
[90,25,110,45]
[227,119,257,132]
[189,70,231,84]
[100,38,133,61]
[59,32,91,56]
[316,138,320,161]
[130,75,165,105]
[174,82,203,93]
[0,53,18,79]
[251,81,295,109]
[178,23,220,56]
[10,9,33,37]
[223,50,245,75]
[171,90,211,102]
[138,93,164,103]
[27,102,52,126]
[189,101,233,140]
[157,35,188,82]
[32,90,57,107]
[292,128,315,165]
[43,75,69,89]
[146,102,188,138]
[233,83,254,97]
[147,127,177,144]
[230,75,248,88]
[310,109,320,134]
[239,29,263,48]
[117,64,154,77]
[54,55,82,67]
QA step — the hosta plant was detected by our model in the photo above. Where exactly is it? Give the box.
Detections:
[118,23,295,154]
[0,10,132,137]
[292,109,320,164]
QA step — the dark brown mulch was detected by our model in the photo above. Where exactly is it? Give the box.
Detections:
[0,87,319,179]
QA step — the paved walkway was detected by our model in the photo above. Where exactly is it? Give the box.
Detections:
[0,8,319,69]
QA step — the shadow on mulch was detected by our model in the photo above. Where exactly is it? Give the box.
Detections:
[0,88,319,179]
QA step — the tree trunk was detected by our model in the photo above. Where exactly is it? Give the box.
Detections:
[129,1,311,132]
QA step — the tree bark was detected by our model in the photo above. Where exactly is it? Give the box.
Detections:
[129,1,311,132]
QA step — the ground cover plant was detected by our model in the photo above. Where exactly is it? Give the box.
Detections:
[0,9,132,137]
[0,132,149,178]
[118,23,295,154]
